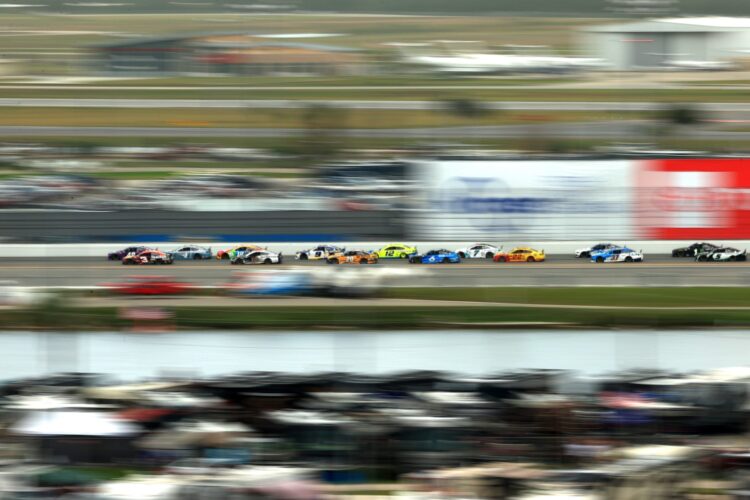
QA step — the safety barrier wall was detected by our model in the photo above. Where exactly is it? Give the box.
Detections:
[0,210,404,243]
[4,158,750,245]
[1,241,748,258]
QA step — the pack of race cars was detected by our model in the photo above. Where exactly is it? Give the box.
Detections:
[107,242,747,265]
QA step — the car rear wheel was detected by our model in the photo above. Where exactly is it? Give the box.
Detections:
[264,258,272,264]
[299,253,308,260]
[527,257,535,262]
[625,256,633,262]
[193,254,201,260]
[458,252,466,259]
[596,257,604,263]
[221,254,229,260]
[485,252,494,259]
[729,256,736,261]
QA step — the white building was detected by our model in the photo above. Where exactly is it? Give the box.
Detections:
[581,17,750,70]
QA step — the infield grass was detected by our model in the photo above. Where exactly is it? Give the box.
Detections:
[0,106,647,128]
[385,287,750,308]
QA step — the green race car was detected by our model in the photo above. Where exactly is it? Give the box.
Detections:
[375,243,418,259]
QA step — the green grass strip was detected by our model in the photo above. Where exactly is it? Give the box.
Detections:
[385,287,750,308]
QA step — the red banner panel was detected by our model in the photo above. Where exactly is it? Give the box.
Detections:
[636,158,750,239]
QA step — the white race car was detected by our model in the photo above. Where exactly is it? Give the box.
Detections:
[456,243,500,259]
[295,245,345,261]
[696,247,747,262]
[231,250,282,265]
[575,242,618,258]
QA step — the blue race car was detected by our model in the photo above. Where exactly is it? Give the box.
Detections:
[590,246,644,263]
[409,249,461,264]
[167,244,213,260]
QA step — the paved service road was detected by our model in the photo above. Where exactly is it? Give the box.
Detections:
[2,99,750,112]
[4,255,750,288]
[2,121,746,139]
[2,120,749,139]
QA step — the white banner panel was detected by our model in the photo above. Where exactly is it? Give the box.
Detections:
[412,160,636,240]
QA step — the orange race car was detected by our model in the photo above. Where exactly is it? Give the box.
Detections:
[493,247,546,263]
[326,250,379,265]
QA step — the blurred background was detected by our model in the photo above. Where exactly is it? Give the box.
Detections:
[4,0,750,498]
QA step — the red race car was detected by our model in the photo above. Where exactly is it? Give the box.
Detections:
[102,276,194,295]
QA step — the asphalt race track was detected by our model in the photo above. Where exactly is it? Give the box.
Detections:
[5,254,750,288]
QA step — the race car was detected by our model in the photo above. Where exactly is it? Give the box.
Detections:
[493,247,546,263]
[456,243,500,259]
[672,242,720,258]
[575,243,618,258]
[168,244,213,260]
[590,246,643,263]
[225,270,314,296]
[408,249,460,264]
[122,249,174,265]
[695,247,746,262]
[327,250,379,265]
[231,250,283,265]
[295,245,345,261]
[216,244,263,260]
[108,246,151,261]
[102,276,194,295]
[376,243,418,259]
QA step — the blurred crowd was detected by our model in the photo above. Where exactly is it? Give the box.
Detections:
[0,145,416,212]
[1,368,750,497]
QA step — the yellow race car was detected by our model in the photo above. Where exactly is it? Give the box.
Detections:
[493,247,546,263]
[375,243,417,259]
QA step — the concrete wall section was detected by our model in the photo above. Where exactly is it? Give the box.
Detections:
[0,210,404,243]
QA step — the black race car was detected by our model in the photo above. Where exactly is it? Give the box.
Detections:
[672,242,719,258]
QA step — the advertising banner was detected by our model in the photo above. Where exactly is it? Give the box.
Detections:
[412,160,635,240]
[635,158,750,239]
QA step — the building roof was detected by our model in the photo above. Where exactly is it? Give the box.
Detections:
[92,31,355,52]
[584,17,750,33]
[191,40,358,52]
[664,17,750,28]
